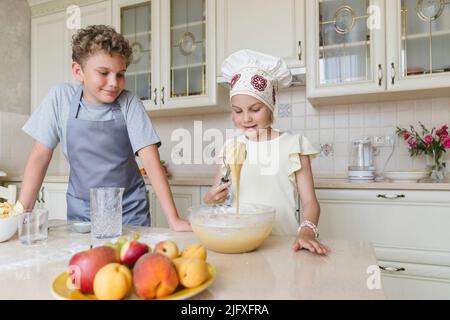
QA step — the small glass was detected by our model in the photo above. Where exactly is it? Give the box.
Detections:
[90,187,124,239]
[18,209,49,245]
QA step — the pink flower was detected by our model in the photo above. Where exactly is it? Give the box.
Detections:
[440,134,449,142]
[436,125,449,136]
[408,140,417,148]
[444,137,450,149]
[424,135,434,145]
[402,131,410,140]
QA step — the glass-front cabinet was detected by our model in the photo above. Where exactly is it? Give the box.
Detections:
[306,0,386,98]
[113,0,220,113]
[387,0,450,91]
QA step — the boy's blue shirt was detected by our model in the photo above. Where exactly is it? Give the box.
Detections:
[23,83,161,158]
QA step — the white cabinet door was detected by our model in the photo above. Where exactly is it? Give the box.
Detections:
[148,185,200,228]
[31,1,112,112]
[41,183,68,221]
[31,10,71,113]
[67,1,112,83]
[306,0,386,99]
[386,0,450,92]
[158,0,219,111]
[316,188,450,300]
[112,0,160,111]
[216,0,305,74]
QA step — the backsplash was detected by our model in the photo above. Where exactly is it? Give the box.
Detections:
[2,87,449,179]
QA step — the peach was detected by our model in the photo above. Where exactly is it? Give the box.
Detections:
[93,263,132,300]
[177,258,209,288]
[154,240,179,259]
[181,243,207,261]
[133,253,179,299]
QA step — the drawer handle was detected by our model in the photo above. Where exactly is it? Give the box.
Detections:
[376,194,405,199]
[379,266,405,273]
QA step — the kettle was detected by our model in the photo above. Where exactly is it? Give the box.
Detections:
[348,137,376,181]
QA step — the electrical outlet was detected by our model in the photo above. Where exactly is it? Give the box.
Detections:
[373,135,395,147]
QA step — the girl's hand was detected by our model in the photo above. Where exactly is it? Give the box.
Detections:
[168,217,192,232]
[204,183,230,205]
[292,228,329,255]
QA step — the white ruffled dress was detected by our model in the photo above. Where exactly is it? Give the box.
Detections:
[220,132,319,236]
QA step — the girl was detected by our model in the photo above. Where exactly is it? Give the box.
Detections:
[204,50,328,254]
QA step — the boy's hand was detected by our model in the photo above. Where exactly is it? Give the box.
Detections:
[204,183,230,205]
[168,217,192,232]
[292,228,329,255]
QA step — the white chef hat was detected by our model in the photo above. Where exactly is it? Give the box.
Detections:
[221,49,292,112]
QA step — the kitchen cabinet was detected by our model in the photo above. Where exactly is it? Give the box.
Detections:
[112,0,228,116]
[2,181,68,221]
[306,0,450,105]
[30,0,112,112]
[386,0,450,92]
[306,0,386,100]
[148,185,200,227]
[315,188,450,299]
[216,0,306,82]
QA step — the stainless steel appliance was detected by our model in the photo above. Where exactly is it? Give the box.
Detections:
[348,137,376,181]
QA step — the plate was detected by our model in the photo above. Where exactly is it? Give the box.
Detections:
[51,263,215,300]
[383,171,428,182]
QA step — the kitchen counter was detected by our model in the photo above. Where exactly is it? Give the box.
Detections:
[0,221,385,300]
[3,173,450,190]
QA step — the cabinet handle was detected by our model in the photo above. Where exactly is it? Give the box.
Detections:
[298,41,303,61]
[376,194,405,200]
[379,265,406,273]
[391,62,396,85]
[378,64,383,86]
[161,87,165,105]
[153,88,158,105]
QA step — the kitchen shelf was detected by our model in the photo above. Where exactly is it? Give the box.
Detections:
[402,29,450,41]
[126,70,151,76]
[320,40,370,51]
[171,20,205,31]
[123,30,151,38]
[170,62,205,71]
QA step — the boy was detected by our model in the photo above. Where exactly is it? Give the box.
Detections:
[15,25,191,231]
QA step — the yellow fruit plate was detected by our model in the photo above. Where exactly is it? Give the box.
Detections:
[51,263,216,300]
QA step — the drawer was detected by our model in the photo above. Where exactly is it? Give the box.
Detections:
[317,189,450,251]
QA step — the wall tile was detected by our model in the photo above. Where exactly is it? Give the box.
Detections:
[292,102,306,117]
[319,115,334,129]
[292,116,305,130]
[306,115,319,129]
[349,113,364,128]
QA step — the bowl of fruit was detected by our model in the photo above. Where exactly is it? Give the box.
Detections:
[51,236,215,300]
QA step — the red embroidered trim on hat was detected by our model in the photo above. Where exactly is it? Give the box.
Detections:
[272,87,276,106]
[251,75,267,92]
[231,74,241,89]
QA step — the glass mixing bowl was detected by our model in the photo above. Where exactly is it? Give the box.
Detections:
[188,203,275,254]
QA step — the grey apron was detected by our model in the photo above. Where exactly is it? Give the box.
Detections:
[66,85,150,226]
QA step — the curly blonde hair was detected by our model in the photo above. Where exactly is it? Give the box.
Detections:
[72,25,133,67]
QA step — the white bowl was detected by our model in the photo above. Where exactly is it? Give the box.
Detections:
[383,171,428,182]
[0,214,19,242]
[188,203,275,254]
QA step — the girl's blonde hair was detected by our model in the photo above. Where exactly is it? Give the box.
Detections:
[72,25,133,67]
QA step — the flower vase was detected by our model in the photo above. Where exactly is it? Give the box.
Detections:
[426,154,446,182]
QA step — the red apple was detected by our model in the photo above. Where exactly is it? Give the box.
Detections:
[120,240,149,267]
[67,246,119,294]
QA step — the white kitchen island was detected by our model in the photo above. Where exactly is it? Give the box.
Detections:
[0,221,385,300]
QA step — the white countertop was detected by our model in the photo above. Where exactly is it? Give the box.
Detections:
[3,173,450,190]
[0,221,385,300]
